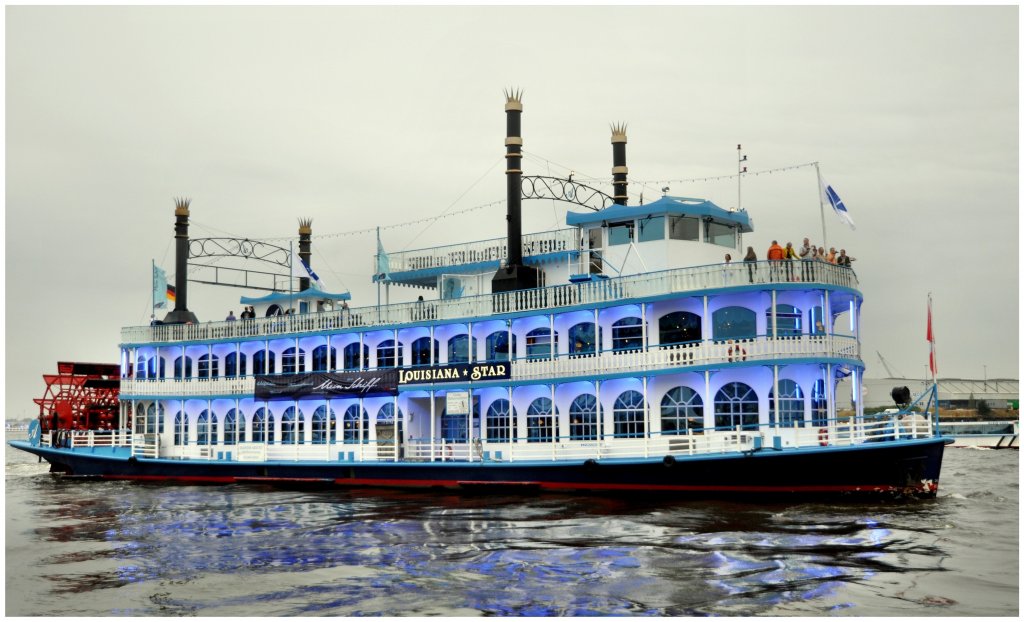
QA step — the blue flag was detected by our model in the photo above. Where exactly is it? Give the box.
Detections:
[820,176,855,230]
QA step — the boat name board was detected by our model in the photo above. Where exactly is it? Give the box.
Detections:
[253,363,511,399]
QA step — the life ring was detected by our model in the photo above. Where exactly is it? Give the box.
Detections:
[818,428,829,446]
[727,345,747,362]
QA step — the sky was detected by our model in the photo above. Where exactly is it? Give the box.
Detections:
[5,5,1019,419]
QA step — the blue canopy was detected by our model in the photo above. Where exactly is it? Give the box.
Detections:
[566,195,753,233]
[239,289,351,305]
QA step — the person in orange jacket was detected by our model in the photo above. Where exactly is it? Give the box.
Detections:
[766,240,785,281]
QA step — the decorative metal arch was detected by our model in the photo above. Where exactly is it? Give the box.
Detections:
[188,238,292,268]
[521,176,614,212]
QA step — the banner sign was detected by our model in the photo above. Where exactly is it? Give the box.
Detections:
[397,362,511,385]
[254,363,511,399]
[446,390,470,415]
[255,370,399,400]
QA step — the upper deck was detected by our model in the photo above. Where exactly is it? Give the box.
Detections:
[122,260,860,347]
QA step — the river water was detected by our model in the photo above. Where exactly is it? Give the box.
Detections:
[4,436,1018,616]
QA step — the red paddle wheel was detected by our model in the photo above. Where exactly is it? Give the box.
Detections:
[34,362,121,433]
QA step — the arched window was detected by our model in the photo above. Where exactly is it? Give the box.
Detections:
[173,355,193,379]
[485,332,516,362]
[447,334,476,364]
[661,387,703,434]
[377,403,404,438]
[612,317,644,352]
[714,382,759,430]
[770,379,805,427]
[312,345,336,372]
[613,390,645,438]
[197,410,217,445]
[225,352,246,378]
[486,399,515,442]
[569,394,598,440]
[525,327,556,359]
[376,340,403,368]
[311,407,328,444]
[343,404,369,444]
[137,355,149,380]
[526,397,556,442]
[146,402,165,434]
[252,350,275,375]
[712,307,756,342]
[282,406,304,444]
[197,354,218,379]
[282,347,306,374]
[343,343,368,370]
[410,337,438,366]
[224,409,244,445]
[441,409,468,442]
[149,357,165,379]
[659,311,702,346]
[252,408,270,443]
[173,411,188,445]
[811,378,827,426]
[766,304,802,338]
[568,323,599,356]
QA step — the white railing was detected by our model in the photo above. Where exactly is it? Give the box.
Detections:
[121,261,860,346]
[64,429,133,448]
[378,228,578,275]
[117,335,859,398]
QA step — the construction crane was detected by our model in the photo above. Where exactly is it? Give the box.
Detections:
[875,351,905,378]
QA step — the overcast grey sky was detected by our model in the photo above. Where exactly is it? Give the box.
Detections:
[5,5,1019,419]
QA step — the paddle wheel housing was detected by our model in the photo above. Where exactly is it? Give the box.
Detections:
[34,362,121,432]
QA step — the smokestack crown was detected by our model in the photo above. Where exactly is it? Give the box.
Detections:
[611,123,628,144]
[504,88,523,112]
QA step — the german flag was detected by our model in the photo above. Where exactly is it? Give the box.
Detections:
[166,284,176,302]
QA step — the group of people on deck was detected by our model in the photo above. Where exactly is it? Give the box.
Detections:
[724,237,855,283]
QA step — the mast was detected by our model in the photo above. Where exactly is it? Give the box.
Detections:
[815,162,828,249]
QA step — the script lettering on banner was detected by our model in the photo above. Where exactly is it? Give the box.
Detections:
[255,369,399,400]
[235,442,267,462]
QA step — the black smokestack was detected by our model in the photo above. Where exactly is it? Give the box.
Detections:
[162,197,199,324]
[298,219,312,292]
[611,123,628,205]
[492,88,538,293]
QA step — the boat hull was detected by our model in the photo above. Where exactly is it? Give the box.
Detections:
[9,437,949,498]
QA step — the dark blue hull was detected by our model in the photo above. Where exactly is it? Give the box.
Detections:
[9,438,950,498]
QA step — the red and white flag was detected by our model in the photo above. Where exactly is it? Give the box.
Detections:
[927,294,937,378]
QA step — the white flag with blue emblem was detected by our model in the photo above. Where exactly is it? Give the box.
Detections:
[820,176,855,230]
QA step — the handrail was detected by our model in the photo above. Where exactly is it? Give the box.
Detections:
[123,261,860,347]
[377,228,578,275]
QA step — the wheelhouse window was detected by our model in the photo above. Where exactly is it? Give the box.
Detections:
[569,394,599,440]
[312,346,336,372]
[447,335,476,364]
[410,337,438,367]
[282,348,306,374]
[661,386,703,434]
[770,379,805,427]
[767,304,802,338]
[252,350,275,375]
[714,382,759,430]
[343,405,369,444]
[525,327,557,359]
[225,352,246,378]
[486,399,514,442]
[705,221,736,248]
[197,354,218,379]
[607,221,634,245]
[376,340,404,368]
[343,343,368,370]
[485,331,516,362]
[637,215,665,242]
[659,311,702,346]
[568,322,599,356]
[613,390,645,438]
[712,306,756,342]
[611,317,644,352]
[669,215,700,241]
[588,228,603,274]
[526,397,555,443]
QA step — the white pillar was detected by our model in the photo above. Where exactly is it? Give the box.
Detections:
[430,390,436,461]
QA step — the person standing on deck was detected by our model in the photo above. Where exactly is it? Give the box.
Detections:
[767,240,784,282]
[743,246,757,283]
[799,238,813,281]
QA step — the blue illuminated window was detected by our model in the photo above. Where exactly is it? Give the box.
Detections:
[173,355,193,379]
[770,380,805,427]
[197,354,218,379]
[411,337,437,366]
[282,406,304,444]
[174,411,188,445]
[343,404,369,444]
[568,322,599,356]
[224,409,244,445]
[224,352,246,378]
[441,409,468,442]
[376,340,403,368]
[282,348,306,374]
[613,390,645,438]
[252,350,275,375]
[767,304,802,338]
[146,403,164,434]
[447,334,476,364]
[525,327,556,359]
[527,397,555,442]
[312,345,336,372]
[485,331,516,362]
[714,382,759,430]
[659,311,702,346]
[661,386,703,434]
[486,398,514,442]
[569,394,598,440]
[712,306,756,342]
[311,408,328,444]
[197,410,217,445]
[811,379,827,426]
[343,343,368,370]
[810,306,826,335]
[612,317,643,352]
